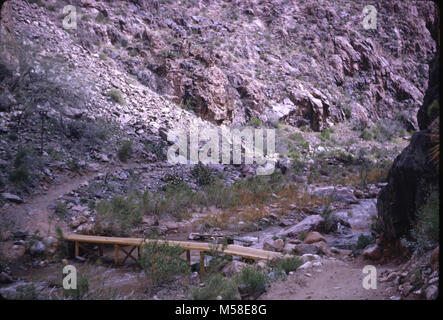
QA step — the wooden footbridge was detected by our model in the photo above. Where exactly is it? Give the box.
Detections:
[64,234,283,274]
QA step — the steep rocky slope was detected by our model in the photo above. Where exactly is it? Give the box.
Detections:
[79,0,437,130]
[2,0,438,130]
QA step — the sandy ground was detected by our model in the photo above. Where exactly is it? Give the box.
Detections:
[261,257,398,300]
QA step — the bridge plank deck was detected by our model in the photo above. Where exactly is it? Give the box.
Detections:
[64,234,283,263]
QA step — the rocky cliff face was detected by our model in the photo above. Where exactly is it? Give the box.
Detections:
[2,0,437,130]
[377,52,439,244]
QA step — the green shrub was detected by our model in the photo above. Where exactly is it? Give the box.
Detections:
[96,194,143,235]
[64,274,90,300]
[117,140,132,162]
[9,148,32,185]
[342,103,352,119]
[249,117,263,128]
[319,128,334,141]
[191,162,214,186]
[8,166,30,185]
[411,189,439,250]
[427,100,440,119]
[192,273,239,300]
[271,256,303,274]
[370,119,406,142]
[138,240,191,286]
[289,133,309,149]
[107,89,126,105]
[54,201,68,218]
[235,265,269,297]
[144,140,166,160]
[356,234,373,250]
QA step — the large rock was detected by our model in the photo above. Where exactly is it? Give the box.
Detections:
[184,65,234,123]
[377,53,439,242]
[327,232,374,251]
[263,239,285,252]
[292,243,323,255]
[311,186,358,204]
[363,244,383,261]
[377,130,439,241]
[29,241,46,256]
[303,231,326,244]
[0,193,23,203]
[425,285,438,300]
[279,215,324,239]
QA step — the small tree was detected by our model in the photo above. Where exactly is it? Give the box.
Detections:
[138,240,191,287]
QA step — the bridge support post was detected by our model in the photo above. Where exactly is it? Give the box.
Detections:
[200,252,205,275]
[186,250,190,264]
[114,244,119,267]
[75,241,79,257]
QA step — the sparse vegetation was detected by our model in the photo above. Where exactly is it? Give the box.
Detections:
[192,273,239,300]
[191,162,214,186]
[270,256,302,275]
[8,148,32,185]
[249,117,263,128]
[411,189,439,251]
[235,265,269,298]
[138,240,191,286]
[117,140,133,162]
[359,119,406,142]
[356,234,373,250]
[54,201,68,219]
[144,140,167,160]
[95,194,143,235]
[319,127,335,141]
[107,89,127,105]
[64,274,90,300]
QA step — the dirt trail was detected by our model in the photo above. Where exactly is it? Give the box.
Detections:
[1,162,141,236]
[261,257,397,300]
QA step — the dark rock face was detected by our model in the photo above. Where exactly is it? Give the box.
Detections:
[417,55,440,130]
[377,54,440,242]
[377,131,439,240]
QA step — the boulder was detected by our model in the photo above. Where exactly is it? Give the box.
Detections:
[377,130,439,241]
[298,261,313,270]
[0,193,23,203]
[263,239,285,252]
[30,241,46,256]
[303,231,326,244]
[279,215,324,238]
[363,244,382,260]
[425,285,438,300]
[222,261,247,277]
[377,54,439,242]
[311,186,358,204]
[327,232,374,251]
[292,243,323,255]
[42,236,58,248]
